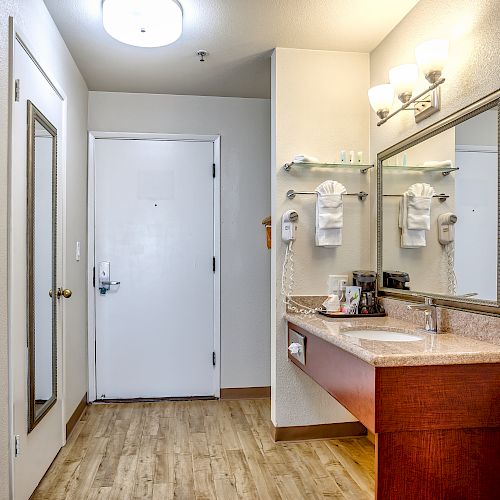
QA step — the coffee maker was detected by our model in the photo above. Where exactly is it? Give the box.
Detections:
[352,271,379,314]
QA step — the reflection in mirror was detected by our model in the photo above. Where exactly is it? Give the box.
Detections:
[381,103,498,303]
[27,101,57,432]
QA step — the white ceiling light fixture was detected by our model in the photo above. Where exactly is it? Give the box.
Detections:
[103,0,183,48]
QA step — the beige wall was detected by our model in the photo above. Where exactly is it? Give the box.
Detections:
[88,91,271,390]
[369,0,500,270]
[271,48,370,427]
[0,2,88,498]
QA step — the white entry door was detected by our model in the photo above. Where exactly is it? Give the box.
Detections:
[94,139,216,399]
[455,147,498,300]
[11,35,65,499]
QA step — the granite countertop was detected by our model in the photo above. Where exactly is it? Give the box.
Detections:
[285,312,500,367]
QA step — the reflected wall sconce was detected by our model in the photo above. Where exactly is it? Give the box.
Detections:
[369,39,449,126]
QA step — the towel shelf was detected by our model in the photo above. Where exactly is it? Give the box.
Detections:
[283,162,374,173]
[383,193,450,202]
[382,165,459,176]
[287,189,369,201]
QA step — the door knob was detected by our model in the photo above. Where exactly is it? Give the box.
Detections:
[48,288,72,298]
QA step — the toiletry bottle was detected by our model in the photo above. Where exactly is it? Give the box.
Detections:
[402,152,408,166]
[349,150,354,164]
[338,280,347,314]
[357,151,363,164]
[360,293,369,314]
[340,150,346,163]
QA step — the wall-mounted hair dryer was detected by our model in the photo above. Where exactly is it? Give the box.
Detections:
[438,212,458,245]
[281,210,299,242]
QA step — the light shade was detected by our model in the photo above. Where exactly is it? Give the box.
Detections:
[415,39,449,83]
[103,0,183,48]
[368,84,394,119]
[389,64,418,103]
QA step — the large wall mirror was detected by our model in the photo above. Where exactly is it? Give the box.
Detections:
[377,90,499,314]
[27,101,58,431]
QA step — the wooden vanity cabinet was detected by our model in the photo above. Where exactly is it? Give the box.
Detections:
[288,322,500,500]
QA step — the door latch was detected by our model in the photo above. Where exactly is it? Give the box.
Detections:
[98,261,121,295]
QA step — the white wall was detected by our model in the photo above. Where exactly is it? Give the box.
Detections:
[0,2,88,497]
[88,91,271,389]
[271,48,370,427]
[456,109,498,147]
[369,0,500,272]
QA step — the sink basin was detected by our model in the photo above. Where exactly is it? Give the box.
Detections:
[343,330,422,342]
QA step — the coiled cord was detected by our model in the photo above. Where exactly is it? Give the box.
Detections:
[281,241,321,315]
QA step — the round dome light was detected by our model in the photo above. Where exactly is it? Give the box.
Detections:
[103,0,183,48]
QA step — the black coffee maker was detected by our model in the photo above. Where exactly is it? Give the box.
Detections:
[383,271,410,290]
[352,271,378,314]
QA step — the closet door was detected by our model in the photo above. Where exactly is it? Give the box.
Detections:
[11,36,65,500]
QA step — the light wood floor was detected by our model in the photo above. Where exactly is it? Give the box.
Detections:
[32,399,375,499]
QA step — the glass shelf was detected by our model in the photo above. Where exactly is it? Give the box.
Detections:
[382,164,459,176]
[283,161,374,173]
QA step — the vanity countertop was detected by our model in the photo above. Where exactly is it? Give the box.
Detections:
[285,312,500,367]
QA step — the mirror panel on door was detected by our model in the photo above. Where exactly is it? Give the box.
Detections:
[27,101,58,432]
[377,93,499,311]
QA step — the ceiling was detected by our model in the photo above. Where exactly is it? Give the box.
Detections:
[43,0,420,98]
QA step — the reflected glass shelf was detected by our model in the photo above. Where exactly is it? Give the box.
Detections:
[382,164,459,176]
[283,161,374,173]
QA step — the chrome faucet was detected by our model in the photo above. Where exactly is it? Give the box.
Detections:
[407,297,438,333]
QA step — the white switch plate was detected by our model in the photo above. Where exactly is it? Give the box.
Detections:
[75,241,80,261]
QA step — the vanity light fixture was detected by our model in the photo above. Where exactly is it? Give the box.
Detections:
[103,0,183,48]
[369,39,449,126]
[389,64,418,104]
[368,84,395,120]
[415,39,449,84]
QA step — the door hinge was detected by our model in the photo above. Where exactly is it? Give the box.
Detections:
[14,79,20,102]
[213,257,216,273]
[92,267,95,288]
[212,351,216,366]
[14,435,20,457]
[212,163,216,178]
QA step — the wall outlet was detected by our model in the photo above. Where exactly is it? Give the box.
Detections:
[14,435,20,457]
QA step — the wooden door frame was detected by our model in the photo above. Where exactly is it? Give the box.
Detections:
[8,17,68,497]
[87,132,222,401]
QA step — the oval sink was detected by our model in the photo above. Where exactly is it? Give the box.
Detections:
[343,330,422,342]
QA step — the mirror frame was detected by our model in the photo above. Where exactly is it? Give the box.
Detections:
[27,100,58,432]
[377,89,500,315]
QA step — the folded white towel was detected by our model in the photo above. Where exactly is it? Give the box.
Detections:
[399,194,426,248]
[315,181,347,247]
[406,183,435,230]
[317,194,343,229]
[422,160,453,169]
[294,154,319,163]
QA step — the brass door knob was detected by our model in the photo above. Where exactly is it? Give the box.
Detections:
[49,288,72,298]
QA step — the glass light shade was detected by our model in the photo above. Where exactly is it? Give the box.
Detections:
[368,84,394,119]
[103,0,183,48]
[415,39,449,82]
[389,64,418,102]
